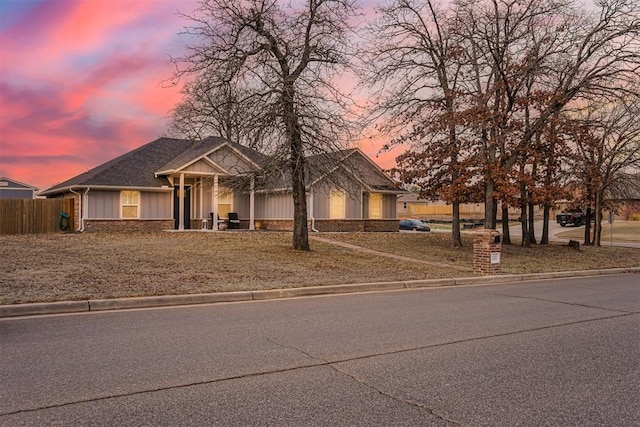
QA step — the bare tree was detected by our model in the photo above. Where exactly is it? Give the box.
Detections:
[538,113,575,244]
[169,72,272,150]
[361,0,473,247]
[171,0,360,250]
[570,97,640,246]
[426,0,639,239]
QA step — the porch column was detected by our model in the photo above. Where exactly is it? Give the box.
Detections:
[179,173,185,230]
[249,176,255,230]
[212,174,219,231]
[199,177,204,221]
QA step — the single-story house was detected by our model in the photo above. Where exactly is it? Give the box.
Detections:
[608,172,640,220]
[0,177,38,199]
[39,136,404,232]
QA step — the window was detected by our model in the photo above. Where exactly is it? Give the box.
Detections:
[218,187,232,219]
[369,193,382,219]
[121,191,140,218]
[330,189,345,219]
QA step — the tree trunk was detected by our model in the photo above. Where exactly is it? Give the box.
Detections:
[528,200,537,245]
[527,134,538,246]
[452,200,462,247]
[584,206,593,246]
[594,190,603,247]
[283,83,310,251]
[541,203,550,245]
[291,156,309,251]
[501,203,511,245]
[492,198,498,230]
[520,179,530,247]
[520,207,530,247]
[484,177,497,229]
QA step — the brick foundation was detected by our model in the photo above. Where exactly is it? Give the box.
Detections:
[473,229,502,275]
[81,218,400,233]
[252,219,399,232]
[84,219,174,232]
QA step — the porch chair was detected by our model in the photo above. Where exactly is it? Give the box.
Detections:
[228,212,240,229]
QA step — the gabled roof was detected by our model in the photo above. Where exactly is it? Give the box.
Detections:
[155,137,267,175]
[317,149,403,193]
[260,148,404,194]
[608,172,640,201]
[155,136,267,173]
[40,137,191,195]
[39,136,400,197]
[0,177,38,190]
[40,136,269,196]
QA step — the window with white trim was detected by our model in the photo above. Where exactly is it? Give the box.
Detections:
[218,187,233,219]
[330,189,345,219]
[121,190,140,218]
[369,193,382,219]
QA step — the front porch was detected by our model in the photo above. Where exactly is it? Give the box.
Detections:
[171,173,255,232]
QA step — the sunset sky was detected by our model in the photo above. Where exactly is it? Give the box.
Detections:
[0,0,390,192]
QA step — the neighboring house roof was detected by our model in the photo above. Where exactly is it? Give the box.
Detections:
[0,177,38,190]
[39,136,401,196]
[608,172,640,201]
[0,177,38,199]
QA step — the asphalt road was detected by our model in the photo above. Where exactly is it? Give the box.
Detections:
[1,274,638,426]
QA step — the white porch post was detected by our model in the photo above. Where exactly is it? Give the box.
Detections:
[179,173,185,230]
[249,176,255,230]
[199,177,204,220]
[212,174,219,231]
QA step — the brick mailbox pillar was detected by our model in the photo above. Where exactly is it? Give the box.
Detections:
[473,229,502,275]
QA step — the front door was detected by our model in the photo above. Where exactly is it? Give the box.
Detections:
[173,186,191,229]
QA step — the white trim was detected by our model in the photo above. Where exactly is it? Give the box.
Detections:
[199,177,204,220]
[178,173,185,230]
[40,185,173,197]
[249,177,255,230]
[155,142,260,176]
[212,174,219,231]
[0,186,37,192]
[87,217,174,221]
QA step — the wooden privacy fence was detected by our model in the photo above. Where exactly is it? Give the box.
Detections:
[0,199,75,235]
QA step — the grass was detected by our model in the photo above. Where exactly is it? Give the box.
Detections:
[1,230,638,305]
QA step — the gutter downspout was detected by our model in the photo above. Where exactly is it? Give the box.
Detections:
[69,187,90,232]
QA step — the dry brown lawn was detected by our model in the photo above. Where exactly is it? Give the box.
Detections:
[1,230,638,305]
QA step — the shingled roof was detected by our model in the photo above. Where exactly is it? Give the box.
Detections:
[259,148,403,193]
[39,136,401,197]
[39,136,267,196]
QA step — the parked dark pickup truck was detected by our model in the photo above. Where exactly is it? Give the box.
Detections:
[556,210,586,227]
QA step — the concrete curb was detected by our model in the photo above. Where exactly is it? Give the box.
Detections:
[2,267,639,318]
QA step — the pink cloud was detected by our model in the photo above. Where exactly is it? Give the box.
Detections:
[0,0,390,192]
[0,0,196,189]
